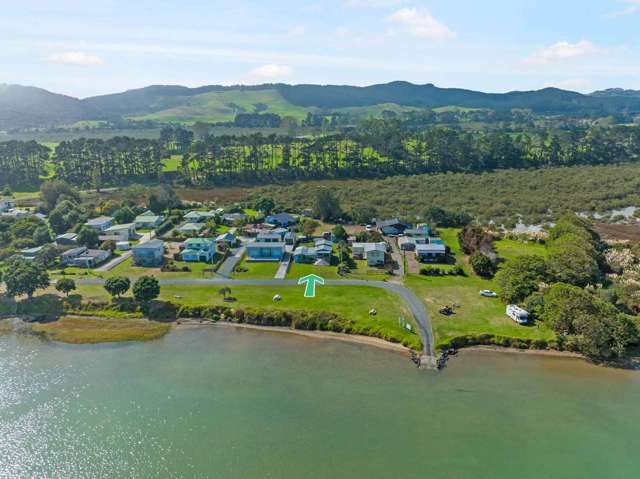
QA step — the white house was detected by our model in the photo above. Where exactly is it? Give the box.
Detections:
[99,223,137,241]
[0,198,16,212]
[85,216,114,232]
[134,210,164,229]
[352,242,387,266]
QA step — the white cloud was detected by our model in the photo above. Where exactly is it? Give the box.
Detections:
[523,40,599,65]
[610,0,640,17]
[246,63,293,82]
[388,8,455,41]
[288,25,305,37]
[46,51,105,66]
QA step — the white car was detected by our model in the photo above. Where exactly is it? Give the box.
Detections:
[365,224,373,232]
[480,290,498,298]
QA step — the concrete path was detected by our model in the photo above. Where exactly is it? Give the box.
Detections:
[217,246,245,278]
[386,237,405,281]
[73,276,434,359]
[274,253,291,279]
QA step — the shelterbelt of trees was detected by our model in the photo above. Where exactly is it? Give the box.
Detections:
[3,121,640,188]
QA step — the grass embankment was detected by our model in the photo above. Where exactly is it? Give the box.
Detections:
[45,283,420,349]
[32,316,171,344]
[407,229,555,351]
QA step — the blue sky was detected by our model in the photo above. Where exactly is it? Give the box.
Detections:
[2,0,639,97]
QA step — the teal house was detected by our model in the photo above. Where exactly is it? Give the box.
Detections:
[181,238,216,262]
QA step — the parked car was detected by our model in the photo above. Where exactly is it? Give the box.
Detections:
[365,224,373,232]
[480,290,498,297]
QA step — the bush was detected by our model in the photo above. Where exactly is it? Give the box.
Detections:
[470,252,496,278]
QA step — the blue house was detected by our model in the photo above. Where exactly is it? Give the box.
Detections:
[265,212,297,227]
[246,242,285,261]
[132,239,165,266]
[293,246,318,263]
[377,218,409,236]
[181,238,216,262]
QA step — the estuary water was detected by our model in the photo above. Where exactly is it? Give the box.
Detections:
[1,326,639,479]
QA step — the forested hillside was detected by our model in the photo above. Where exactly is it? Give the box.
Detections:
[4,81,640,130]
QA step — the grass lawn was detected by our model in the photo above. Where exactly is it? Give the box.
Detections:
[231,258,279,279]
[405,231,554,350]
[405,274,554,350]
[32,316,171,344]
[51,258,218,280]
[162,155,182,172]
[51,283,421,348]
[494,238,548,262]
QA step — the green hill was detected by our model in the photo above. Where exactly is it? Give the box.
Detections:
[130,89,309,123]
[4,81,640,130]
[0,84,94,130]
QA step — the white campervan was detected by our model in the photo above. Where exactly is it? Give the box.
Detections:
[506,305,529,324]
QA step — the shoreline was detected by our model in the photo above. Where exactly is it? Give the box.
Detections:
[176,320,411,354]
[461,344,584,359]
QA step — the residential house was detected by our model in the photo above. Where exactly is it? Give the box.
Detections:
[398,236,416,251]
[265,212,297,227]
[184,210,216,223]
[271,227,288,239]
[314,239,333,260]
[132,239,165,266]
[416,243,447,262]
[376,218,409,236]
[134,211,164,229]
[256,233,282,243]
[347,236,357,246]
[177,222,206,235]
[1,208,29,218]
[85,216,114,232]
[352,242,387,266]
[61,246,89,266]
[19,246,43,261]
[284,231,297,246]
[116,241,131,251]
[243,223,274,237]
[222,212,247,225]
[0,198,15,212]
[61,247,111,268]
[293,246,318,264]
[181,238,216,263]
[55,233,78,247]
[99,223,137,242]
[246,242,285,261]
[215,232,238,248]
[405,228,431,243]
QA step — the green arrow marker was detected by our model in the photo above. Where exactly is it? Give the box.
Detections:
[297,274,325,298]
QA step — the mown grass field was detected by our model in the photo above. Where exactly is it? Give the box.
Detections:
[32,316,171,344]
[231,258,280,279]
[48,283,420,348]
[287,260,388,281]
[406,230,555,349]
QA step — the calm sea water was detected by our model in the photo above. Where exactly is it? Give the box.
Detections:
[1,326,639,479]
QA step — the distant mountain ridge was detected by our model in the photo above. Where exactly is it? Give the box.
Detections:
[2,81,640,130]
[591,88,640,98]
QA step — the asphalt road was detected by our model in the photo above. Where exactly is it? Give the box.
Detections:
[74,277,434,357]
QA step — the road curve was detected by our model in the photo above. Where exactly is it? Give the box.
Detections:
[73,277,434,357]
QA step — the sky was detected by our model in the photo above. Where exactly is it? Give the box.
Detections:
[1,0,640,98]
